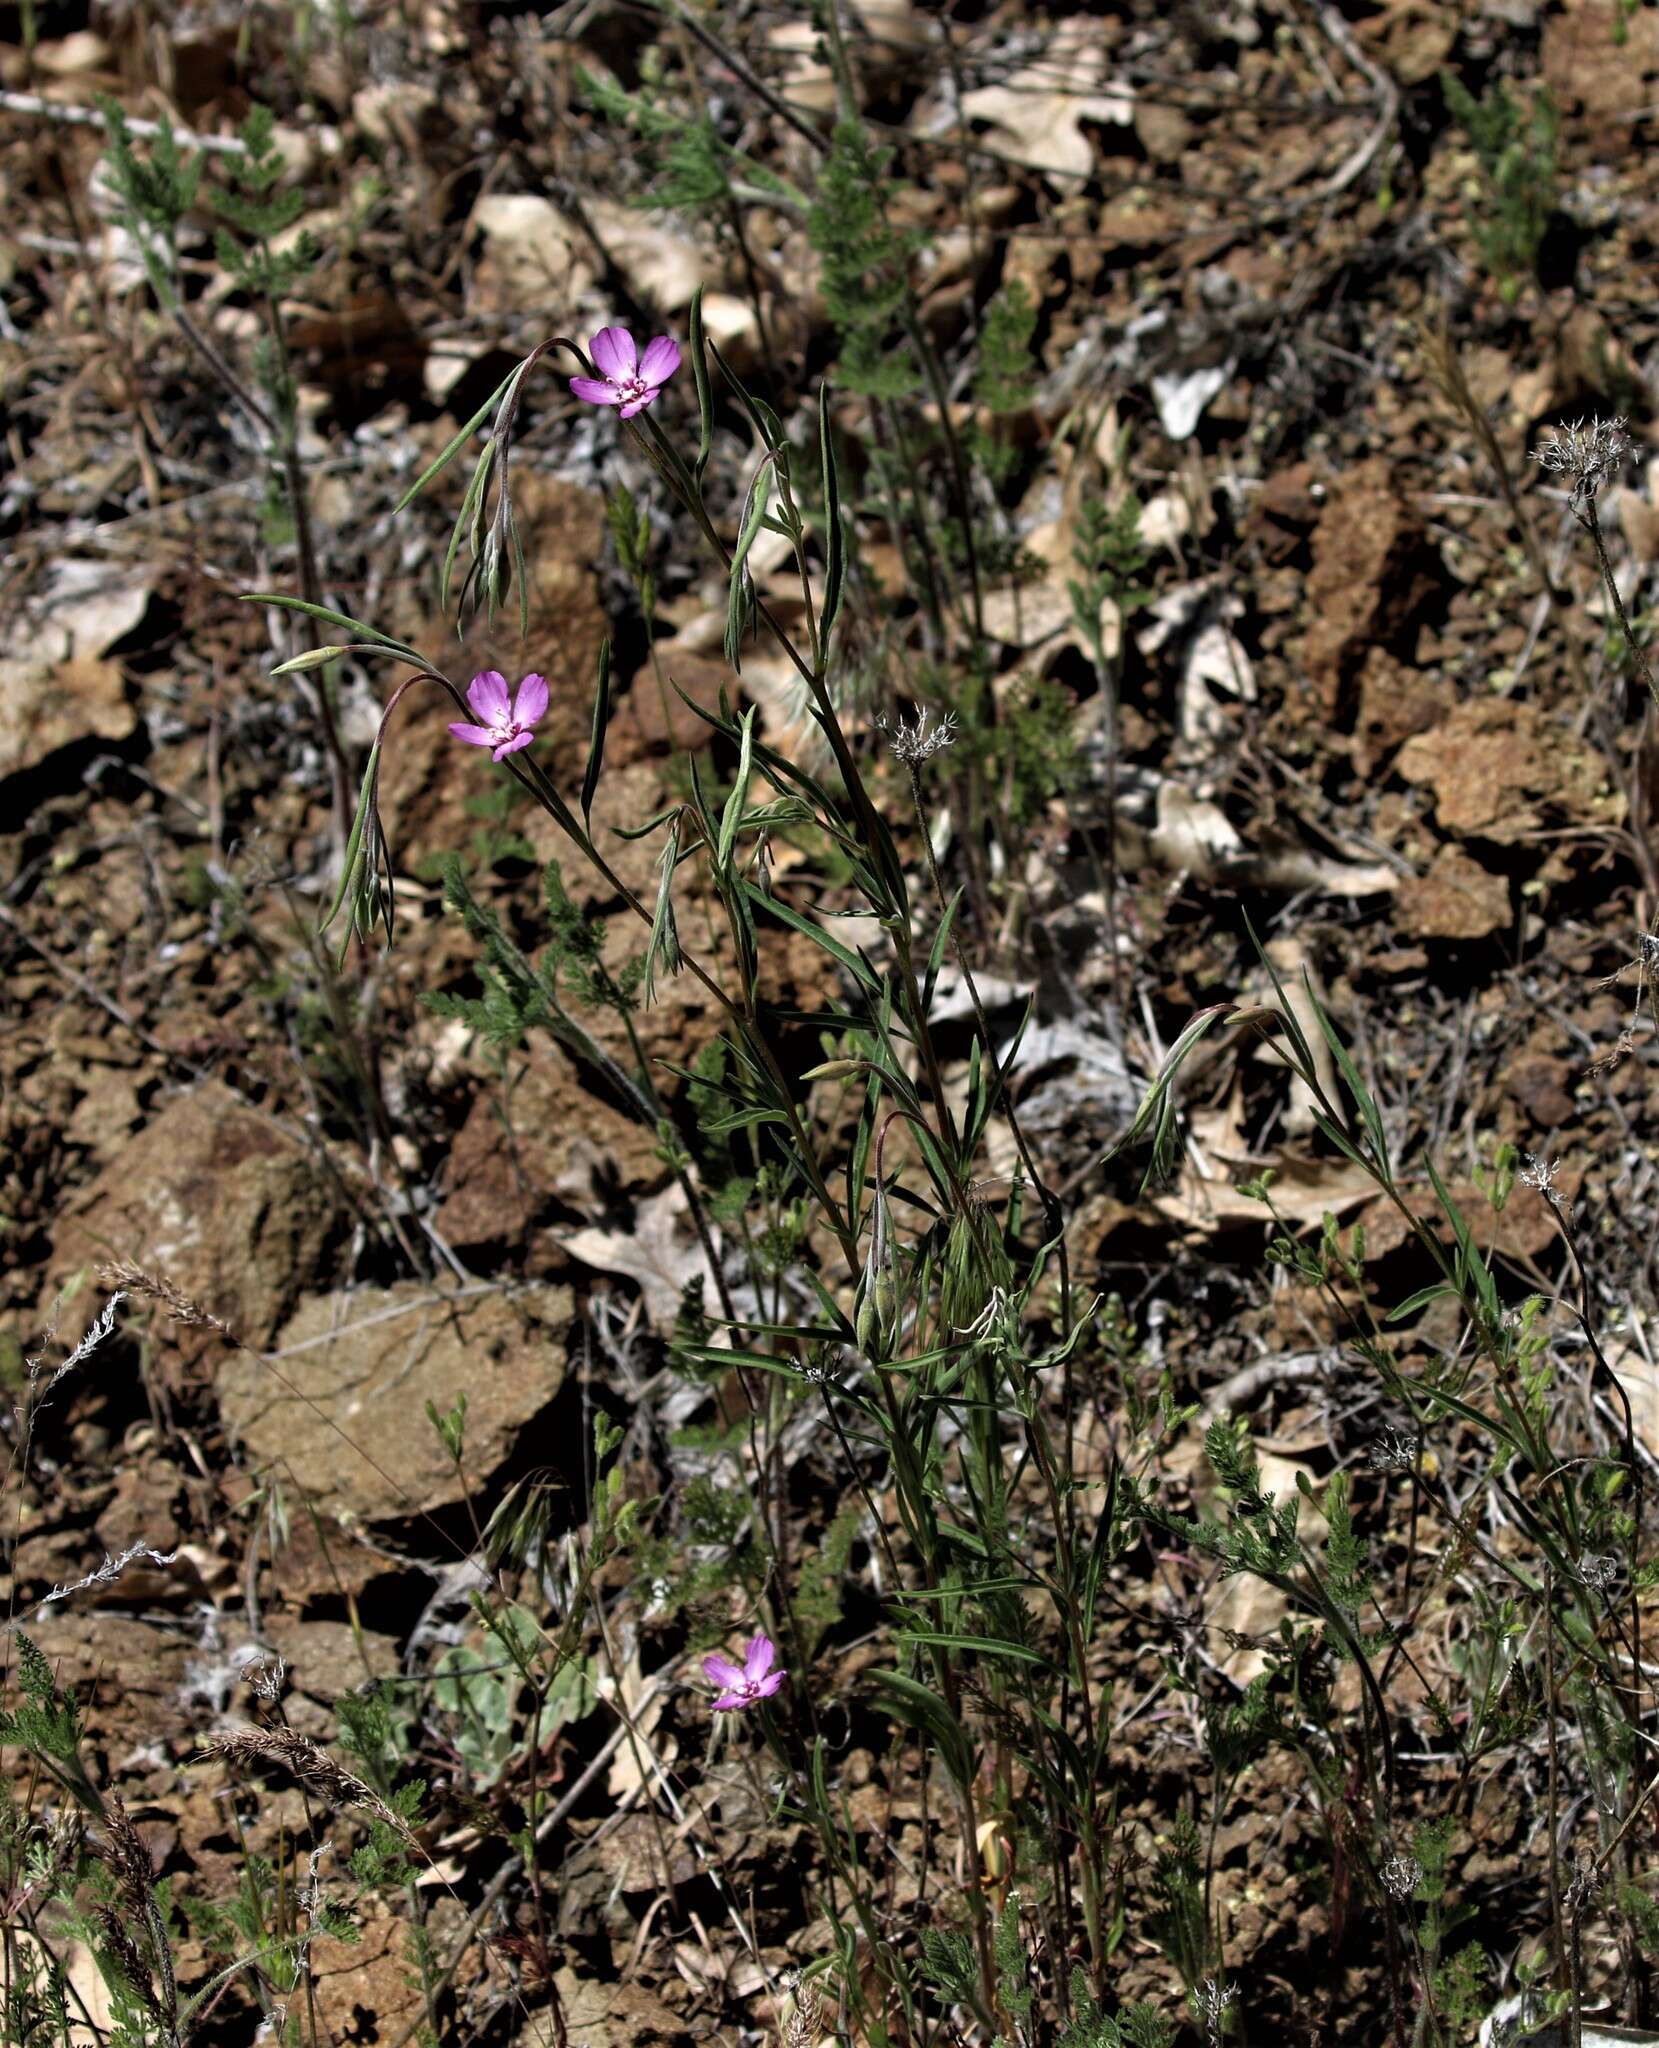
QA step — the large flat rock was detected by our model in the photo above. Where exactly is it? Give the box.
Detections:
[218,1282,573,1522]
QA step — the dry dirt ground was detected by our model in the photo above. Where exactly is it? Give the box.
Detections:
[4,1,1659,2044]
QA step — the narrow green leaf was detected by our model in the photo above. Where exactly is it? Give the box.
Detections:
[803,1269,858,1342]
[724,470,770,672]
[717,708,757,872]
[892,1576,1035,1602]
[1426,1156,1500,1319]
[677,1346,804,1377]
[736,878,883,994]
[442,439,497,614]
[612,803,683,842]
[686,751,722,856]
[870,1670,974,1786]
[318,742,380,939]
[1101,1001,1235,1185]
[1245,911,1320,1079]
[1417,1382,1520,1450]
[922,887,965,1011]
[818,382,845,646]
[688,287,714,489]
[394,360,523,515]
[581,638,611,828]
[244,594,420,659]
[643,815,682,1005]
[710,338,783,451]
[1387,1284,1452,1321]
[1305,969,1390,1171]
[510,498,530,642]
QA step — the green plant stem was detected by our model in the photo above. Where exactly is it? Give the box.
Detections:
[1582,499,1659,713]
[150,245,351,857]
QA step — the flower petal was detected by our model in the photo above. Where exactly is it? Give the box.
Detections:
[711,1691,746,1711]
[589,327,637,381]
[617,395,655,418]
[743,1633,776,1684]
[703,1654,745,1689]
[755,1671,786,1699]
[467,670,511,722]
[513,673,549,726]
[569,376,621,407]
[448,722,495,747]
[492,730,535,760]
[638,335,681,386]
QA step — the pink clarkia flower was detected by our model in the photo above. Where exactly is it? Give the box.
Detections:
[448,670,548,761]
[570,327,682,419]
[703,1632,786,1712]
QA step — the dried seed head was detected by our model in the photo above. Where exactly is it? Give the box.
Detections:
[96,1798,177,2029]
[1533,416,1630,511]
[782,1971,823,2048]
[99,1798,158,1911]
[239,1651,287,1702]
[798,1346,843,1386]
[1381,1851,1423,1901]
[1519,1154,1561,1206]
[1578,1552,1620,1593]
[1565,1855,1603,1913]
[1192,1977,1237,2042]
[202,1726,413,1838]
[99,1261,246,1349]
[879,706,958,765]
[1368,1427,1418,1475]
[98,1906,160,2021]
[956,1284,1013,1341]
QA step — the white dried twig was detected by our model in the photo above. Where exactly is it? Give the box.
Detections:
[0,90,249,155]
[43,1543,180,1605]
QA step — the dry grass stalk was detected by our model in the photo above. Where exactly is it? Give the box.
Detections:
[202,1725,413,1839]
[98,1261,248,1350]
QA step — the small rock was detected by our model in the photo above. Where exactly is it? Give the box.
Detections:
[1504,1052,1577,1129]
[469,194,595,319]
[1543,0,1659,151]
[435,1058,667,1250]
[218,1282,573,1523]
[311,1912,428,2045]
[1394,698,1608,842]
[543,1967,693,2048]
[1133,99,1193,163]
[1247,461,1324,563]
[32,31,111,74]
[0,655,135,783]
[586,197,708,314]
[610,647,726,761]
[1351,648,1453,775]
[352,80,445,149]
[1397,845,1510,941]
[266,1618,401,1735]
[48,1083,342,1354]
[1302,457,1438,713]
[19,1612,194,1741]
